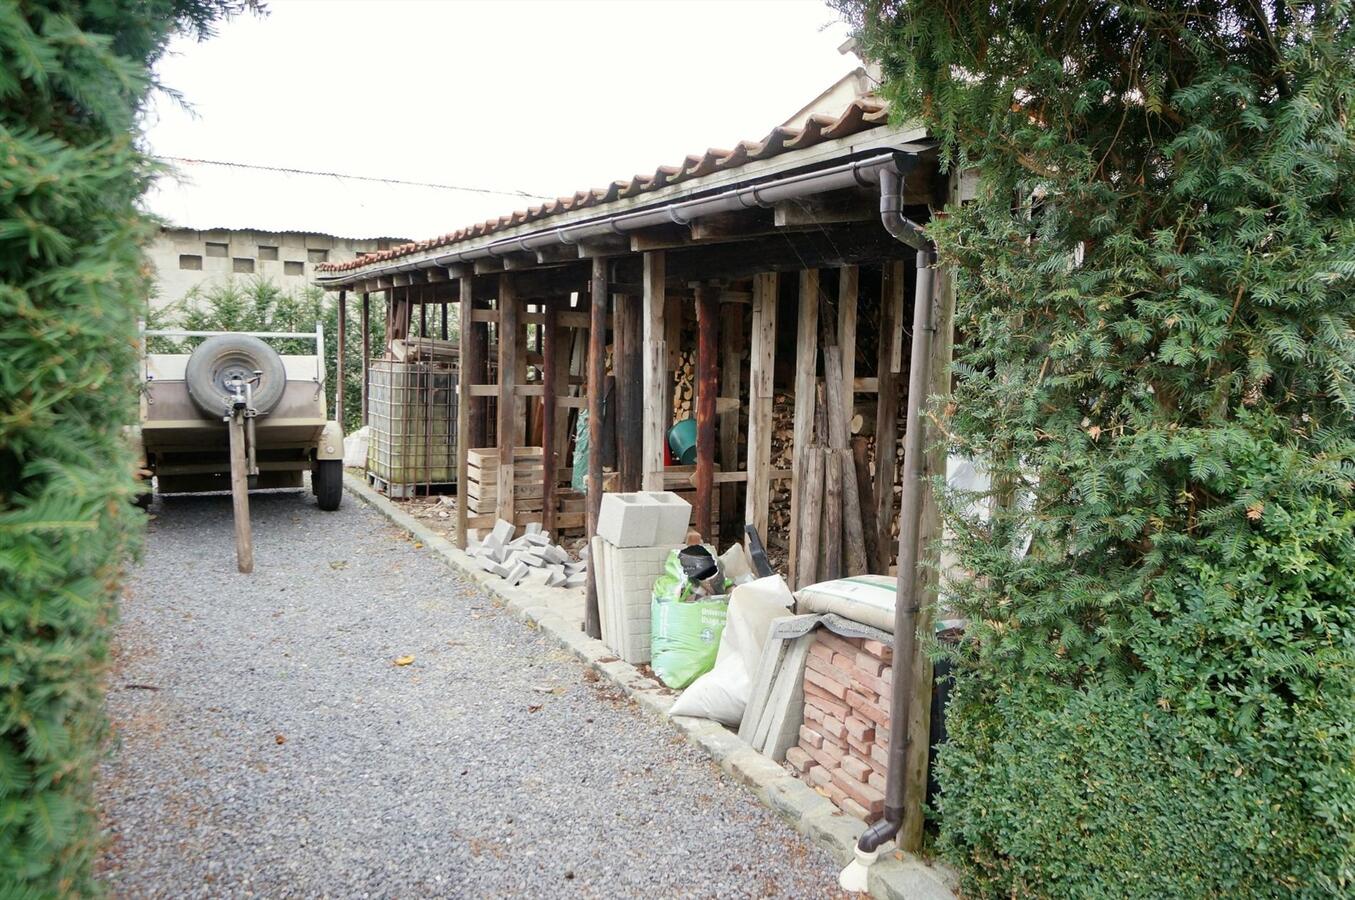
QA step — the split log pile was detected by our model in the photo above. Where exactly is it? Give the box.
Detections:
[785,630,893,823]
[672,347,696,421]
[767,394,795,550]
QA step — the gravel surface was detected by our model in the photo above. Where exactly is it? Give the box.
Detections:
[99,491,847,898]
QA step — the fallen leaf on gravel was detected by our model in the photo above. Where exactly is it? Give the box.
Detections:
[394,655,415,666]
[275,734,286,745]
[413,542,423,549]
[527,704,543,713]
[329,560,348,570]
[533,685,566,695]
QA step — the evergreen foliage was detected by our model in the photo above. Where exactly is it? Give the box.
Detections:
[150,277,387,434]
[836,1,1355,895]
[0,2,248,892]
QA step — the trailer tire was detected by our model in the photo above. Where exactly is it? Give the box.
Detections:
[184,334,287,419]
[314,459,342,511]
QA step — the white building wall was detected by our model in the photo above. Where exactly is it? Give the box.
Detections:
[147,227,403,310]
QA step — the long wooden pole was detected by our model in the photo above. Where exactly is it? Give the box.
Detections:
[360,292,370,426]
[874,261,906,571]
[335,289,347,425]
[541,302,559,536]
[641,252,667,491]
[616,293,643,492]
[584,257,608,639]
[455,276,473,548]
[788,270,820,585]
[694,284,718,541]
[497,275,518,527]
[744,272,777,547]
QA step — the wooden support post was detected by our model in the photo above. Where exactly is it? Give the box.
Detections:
[616,293,643,491]
[874,260,906,572]
[514,299,529,445]
[440,301,449,340]
[335,290,347,426]
[455,277,473,549]
[664,284,682,425]
[788,270,820,586]
[360,292,370,426]
[585,257,608,639]
[541,303,559,536]
[718,300,743,541]
[744,272,777,547]
[694,285,719,541]
[496,276,518,526]
[419,296,427,339]
[838,266,858,422]
[641,252,668,491]
[466,289,488,449]
[824,345,868,576]
[899,178,959,852]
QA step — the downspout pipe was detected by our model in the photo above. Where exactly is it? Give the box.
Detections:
[855,166,938,858]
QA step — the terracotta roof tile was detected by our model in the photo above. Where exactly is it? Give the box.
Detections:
[318,96,889,274]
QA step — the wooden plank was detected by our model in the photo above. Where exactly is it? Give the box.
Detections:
[694,284,718,541]
[514,296,528,445]
[541,303,558,536]
[788,269,820,586]
[585,256,607,640]
[497,276,518,526]
[824,345,868,575]
[465,281,489,450]
[641,251,667,491]
[838,267,858,422]
[794,446,825,588]
[360,292,370,426]
[719,299,743,541]
[335,290,347,424]
[874,260,905,572]
[744,272,777,547]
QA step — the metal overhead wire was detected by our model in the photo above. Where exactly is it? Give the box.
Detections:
[154,156,552,200]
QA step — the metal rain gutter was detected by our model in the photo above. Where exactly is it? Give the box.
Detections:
[320,143,934,283]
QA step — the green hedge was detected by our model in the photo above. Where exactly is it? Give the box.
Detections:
[0,2,242,892]
[836,1,1355,896]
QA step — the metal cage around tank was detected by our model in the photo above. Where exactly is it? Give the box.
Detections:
[366,359,458,497]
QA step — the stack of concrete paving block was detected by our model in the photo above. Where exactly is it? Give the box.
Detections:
[591,491,691,665]
[466,519,587,588]
[784,631,893,823]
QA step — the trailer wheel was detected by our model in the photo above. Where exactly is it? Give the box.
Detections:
[184,334,287,419]
[314,459,343,511]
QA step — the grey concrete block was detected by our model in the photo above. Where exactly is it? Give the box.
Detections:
[518,551,545,568]
[765,776,835,827]
[597,491,692,547]
[490,519,515,545]
[869,857,957,900]
[503,562,529,586]
[525,522,542,535]
[545,569,567,587]
[522,532,551,547]
[541,545,569,564]
[803,809,868,866]
[723,749,790,803]
[563,572,587,587]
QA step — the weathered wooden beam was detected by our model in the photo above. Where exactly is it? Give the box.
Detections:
[585,257,608,640]
[874,260,906,572]
[425,266,450,282]
[455,277,473,549]
[497,277,519,525]
[718,299,743,541]
[689,208,773,241]
[335,290,347,425]
[474,256,506,274]
[773,189,876,228]
[744,272,777,548]
[694,284,718,541]
[541,303,559,536]
[788,269,821,587]
[616,293,643,492]
[466,281,490,449]
[360,292,370,426]
[629,225,691,252]
[577,236,629,258]
[642,252,668,491]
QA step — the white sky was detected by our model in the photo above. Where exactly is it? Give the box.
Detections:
[145,0,860,239]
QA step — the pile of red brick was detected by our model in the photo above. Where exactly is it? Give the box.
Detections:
[784,631,893,822]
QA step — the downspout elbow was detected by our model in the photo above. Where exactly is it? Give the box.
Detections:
[879,168,929,251]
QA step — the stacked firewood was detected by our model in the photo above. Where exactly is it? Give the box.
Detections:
[767,394,795,549]
[671,348,695,421]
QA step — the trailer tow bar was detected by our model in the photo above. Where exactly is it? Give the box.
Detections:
[224,373,261,573]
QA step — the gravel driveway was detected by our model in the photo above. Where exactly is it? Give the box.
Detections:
[98,491,846,898]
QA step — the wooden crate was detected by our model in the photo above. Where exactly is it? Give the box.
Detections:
[465,447,545,515]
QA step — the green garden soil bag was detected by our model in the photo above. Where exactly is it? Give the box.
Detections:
[650,551,728,689]
[571,410,589,493]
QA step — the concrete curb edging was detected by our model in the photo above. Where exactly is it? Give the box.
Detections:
[342,473,958,899]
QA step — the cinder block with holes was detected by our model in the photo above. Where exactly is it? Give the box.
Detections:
[596,491,691,548]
